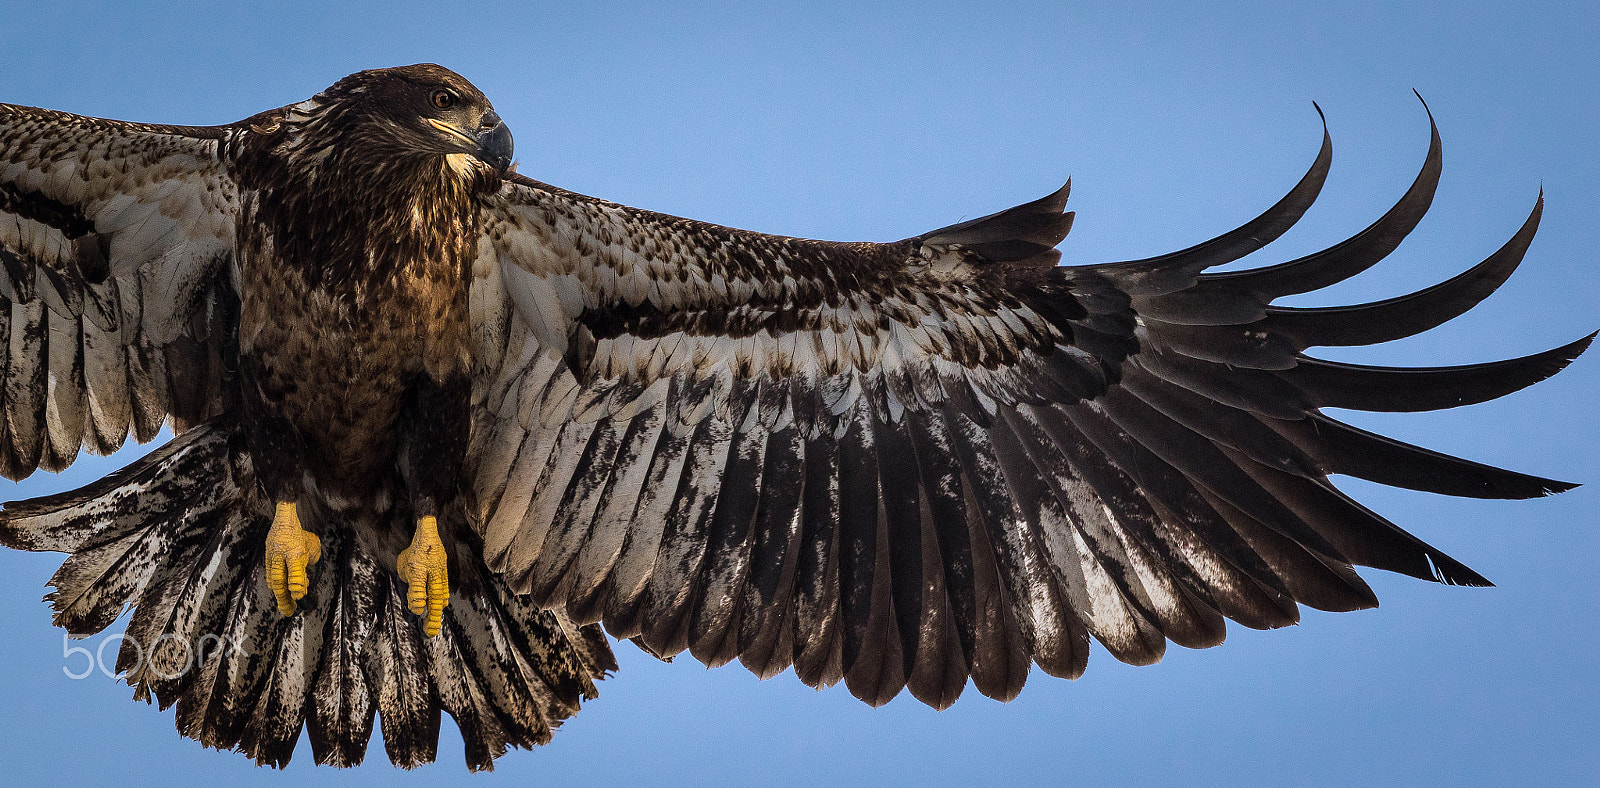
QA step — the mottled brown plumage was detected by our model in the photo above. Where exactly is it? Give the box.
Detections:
[0,65,1587,770]
[0,65,610,770]
[230,66,499,506]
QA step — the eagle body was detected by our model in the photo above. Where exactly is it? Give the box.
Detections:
[228,69,499,511]
[0,65,1587,771]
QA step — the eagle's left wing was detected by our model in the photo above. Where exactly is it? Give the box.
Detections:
[0,105,239,480]
[466,120,1585,708]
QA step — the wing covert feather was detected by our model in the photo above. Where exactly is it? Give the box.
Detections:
[0,104,239,478]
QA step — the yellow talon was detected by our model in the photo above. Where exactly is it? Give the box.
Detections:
[398,515,449,637]
[264,501,321,617]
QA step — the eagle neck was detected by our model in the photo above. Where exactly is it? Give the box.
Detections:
[237,137,497,294]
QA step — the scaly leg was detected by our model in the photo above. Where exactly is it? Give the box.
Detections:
[397,515,449,637]
[264,501,321,617]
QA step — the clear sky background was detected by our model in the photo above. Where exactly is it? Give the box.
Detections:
[0,2,1595,785]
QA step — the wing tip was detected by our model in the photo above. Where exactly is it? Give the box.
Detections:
[1432,556,1494,588]
[1534,477,1581,496]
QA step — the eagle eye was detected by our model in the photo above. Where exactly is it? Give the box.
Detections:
[430,90,458,111]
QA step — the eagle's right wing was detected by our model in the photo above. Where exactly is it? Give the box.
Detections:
[0,104,239,480]
[466,110,1587,710]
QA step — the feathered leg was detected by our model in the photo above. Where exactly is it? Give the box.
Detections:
[241,358,317,617]
[398,372,472,637]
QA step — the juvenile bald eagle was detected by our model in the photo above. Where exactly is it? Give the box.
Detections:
[0,65,1586,770]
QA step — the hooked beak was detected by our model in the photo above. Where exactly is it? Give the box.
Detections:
[429,111,515,175]
[473,111,514,175]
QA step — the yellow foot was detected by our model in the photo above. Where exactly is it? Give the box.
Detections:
[264,501,321,617]
[398,515,450,637]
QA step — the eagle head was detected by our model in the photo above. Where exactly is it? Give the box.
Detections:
[306,63,514,177]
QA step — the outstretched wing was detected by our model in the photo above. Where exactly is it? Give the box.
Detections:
[466,112,1586,709]
[0,105,239,479]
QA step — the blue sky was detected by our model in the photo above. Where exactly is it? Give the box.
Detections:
[0,2,1595,785]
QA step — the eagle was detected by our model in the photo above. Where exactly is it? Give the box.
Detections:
[0,64,1585,770]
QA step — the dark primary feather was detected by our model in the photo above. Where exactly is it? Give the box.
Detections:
[916,180,1076,266]
[1263,194,1544,349]
[1196,99,1441,301]
[472,106,1584,711]
[1097,105,1333,297]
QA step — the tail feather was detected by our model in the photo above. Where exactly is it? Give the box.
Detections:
[364,579,442,769]
[0,420,614,770]
[173,535,285,758]
[307,544,380,768]
[0,422,229,553]
[120,505,249,704]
